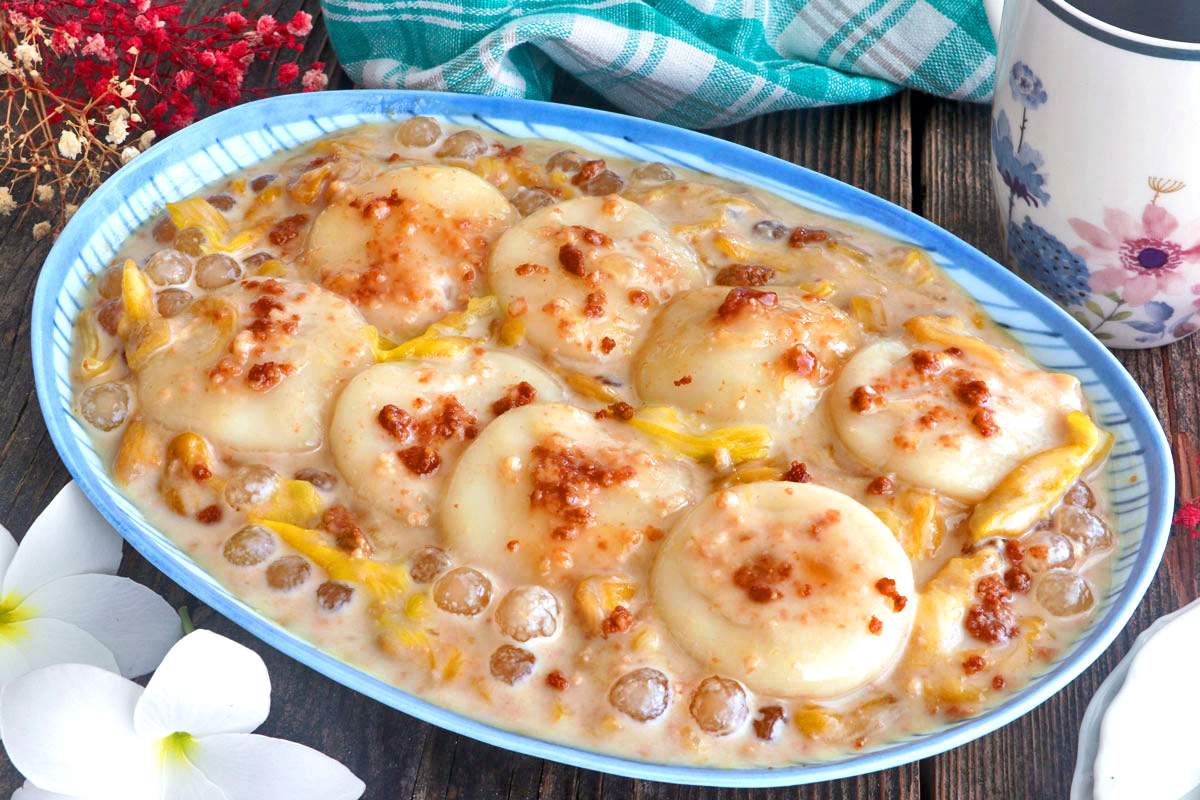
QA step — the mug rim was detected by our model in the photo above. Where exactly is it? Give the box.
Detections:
[1042,0,1200,56]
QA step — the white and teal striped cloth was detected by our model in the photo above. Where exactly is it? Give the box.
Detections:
[319,0,996,129]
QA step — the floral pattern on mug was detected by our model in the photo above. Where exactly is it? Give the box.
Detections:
[993,110,1050,211]
[1007,215,1091,306]
[1009,62,1047,109]
[993,58,1196,346]
[1069,204,1200,306]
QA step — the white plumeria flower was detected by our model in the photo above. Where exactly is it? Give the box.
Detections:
[1,630,366,800]
[0,483,180,692]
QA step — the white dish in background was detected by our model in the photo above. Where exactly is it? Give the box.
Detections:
[1073,597,1200,800]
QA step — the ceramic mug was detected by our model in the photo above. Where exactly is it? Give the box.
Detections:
[984,0,1200,348]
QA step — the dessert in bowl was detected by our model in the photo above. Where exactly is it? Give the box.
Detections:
[33,90,1171,786]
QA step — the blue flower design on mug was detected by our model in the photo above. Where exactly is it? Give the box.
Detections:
[1009,62,1047,109]
[992,110,1050,209]
[1006,215,1091,306]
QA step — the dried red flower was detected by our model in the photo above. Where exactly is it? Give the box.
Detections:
[0,0,321,235]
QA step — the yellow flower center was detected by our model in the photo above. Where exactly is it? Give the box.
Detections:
[158,731,197,764]
[0,593,33,640]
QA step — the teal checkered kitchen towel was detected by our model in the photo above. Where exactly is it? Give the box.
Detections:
[320,0,996,129]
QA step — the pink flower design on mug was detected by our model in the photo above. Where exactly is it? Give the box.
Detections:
[1069,204,1200,306]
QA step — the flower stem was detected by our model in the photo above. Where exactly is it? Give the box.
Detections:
[178,606,194,635]
[1006,108,1030,229]
[1089,297,1126,333]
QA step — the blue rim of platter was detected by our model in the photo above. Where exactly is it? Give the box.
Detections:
[31,90,1173,787]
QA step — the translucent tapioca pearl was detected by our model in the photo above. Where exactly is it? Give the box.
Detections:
[688,676,749,735]
[490,645,536,685]
[1035,569,1094,616]
[222,525,276,567]
[435,130,487,159]
[194,253,241,290]
[409,546,452,584]
[609,667,670,722]
[78,382,130,431]
[396,116,442,148]
[223,464,279,511]
[266,555,311,591]
[495,585,559,642]
[433,567,492,616]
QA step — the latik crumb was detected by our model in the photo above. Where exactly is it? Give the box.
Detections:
[600,605,633,637]
[627,289,650,307]
[850,385,883,413]
[584,291,606,318]
[733,554,793,604]
[866,476,893,495]
[558,244,585,276]
[971,408,1000,438]
[955,379,991,407]
[378,404,415,440]
[910,349,946,376]
[399,446,441,476]
[322,505,373,558]
[874,577,908,612]
[605,401,635,421]
[491,382,538,417]
[962,654,987,675]
[716,286,777,321]
[714,264,775,287]
[781,344,821,378]
[753,706,786,740]
[195,504,223,524]
[246,361,295,392]
[788,227,830,247]
[572,159,605,186]
[782,461,812,483]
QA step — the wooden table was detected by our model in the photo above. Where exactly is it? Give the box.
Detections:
[1,2,1193,797]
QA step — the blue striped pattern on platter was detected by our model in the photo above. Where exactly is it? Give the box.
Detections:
[31,90,1173,788]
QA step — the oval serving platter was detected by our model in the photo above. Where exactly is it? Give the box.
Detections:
[31,90,1172,787]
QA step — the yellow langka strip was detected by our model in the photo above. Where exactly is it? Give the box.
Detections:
[119,260,171,370]
[716,465,782,489]
[262,480,325,528]
[373,600,433,659]
[217,223,268,253]
[713,233,758,262]
[798,280,836,299]
[900,249,935,282]
[120,259,156,324]
[75,311,117,379]
[850,295,887,332]
[561,370,623,404]
[166,198,263,253]
[903,315,1009,368]
[829,241,870,264]
[369,296,498,362]
[166,198,230,247]
[252,518,410,599]
[968,411,1113,541]
[626,405,771,464]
